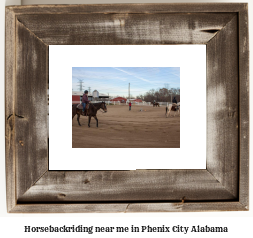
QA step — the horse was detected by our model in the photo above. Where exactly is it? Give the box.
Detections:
[165,103,180,117]
[72,101,107,127]
[153,102,160,107]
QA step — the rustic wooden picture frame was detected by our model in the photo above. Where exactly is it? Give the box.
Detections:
[5,3,249,213]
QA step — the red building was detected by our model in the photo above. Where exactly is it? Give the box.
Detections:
[72,95,81,104]
[72,91,109,104]
[110,97,127,103]
[133,99,142,103]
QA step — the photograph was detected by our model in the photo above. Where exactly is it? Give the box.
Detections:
[2,0,250,221]
[72,67,180,148]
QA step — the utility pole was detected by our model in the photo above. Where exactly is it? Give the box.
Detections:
[128,83,130,99]
[77,79,84,92]
[88,87,91,94]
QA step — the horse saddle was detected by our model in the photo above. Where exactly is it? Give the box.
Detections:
[171,106,177,111]
[77,103,89,110]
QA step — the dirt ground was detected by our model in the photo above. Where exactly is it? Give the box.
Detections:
[72,105,180,148]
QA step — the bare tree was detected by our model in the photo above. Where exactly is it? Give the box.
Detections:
[164,83,170,90]
[143,86,180,103]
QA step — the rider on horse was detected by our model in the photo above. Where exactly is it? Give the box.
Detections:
[172,96,178,110]
[82,90,90,116]
[172,96,177,105]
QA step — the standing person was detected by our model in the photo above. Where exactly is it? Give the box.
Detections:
[82,90,90,116]
[129,101,132,111]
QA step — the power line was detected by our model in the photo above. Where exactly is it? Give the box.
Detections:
[77,79,84,91]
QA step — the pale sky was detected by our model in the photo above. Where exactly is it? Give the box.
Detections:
[72,67,180,97]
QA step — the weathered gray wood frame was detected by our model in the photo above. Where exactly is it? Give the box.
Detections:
[5,4,249,213]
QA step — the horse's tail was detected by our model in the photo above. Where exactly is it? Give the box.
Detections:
[72,104,78,119]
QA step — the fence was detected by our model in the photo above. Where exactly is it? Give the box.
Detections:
[73,100,179,106]
[105,101,176,106]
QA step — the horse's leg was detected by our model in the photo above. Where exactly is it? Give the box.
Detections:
[72,109,75,119]
[88,116,91,127]
[94,116,98,127]
[77,112,81,126]
[72,108,76,119]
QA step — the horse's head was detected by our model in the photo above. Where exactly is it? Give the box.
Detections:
[101,101,107,112]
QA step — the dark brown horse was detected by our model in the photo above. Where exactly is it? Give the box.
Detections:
[153,102,160,107]
[72,102,107,127]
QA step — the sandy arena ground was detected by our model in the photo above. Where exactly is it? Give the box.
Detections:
[72,105,180,148]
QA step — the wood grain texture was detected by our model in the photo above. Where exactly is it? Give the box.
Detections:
[18,170,236,202]
[206,16,239,198]
[10,202,247,213]
[15,20,48,200]
[238,4,249,208]
[126,202,247,213]
[5,7,17,212]
[7,3,246,15]
[16,13,235,45]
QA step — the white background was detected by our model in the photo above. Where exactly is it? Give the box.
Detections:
[0,0,252,237]
[49,45,206,170]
